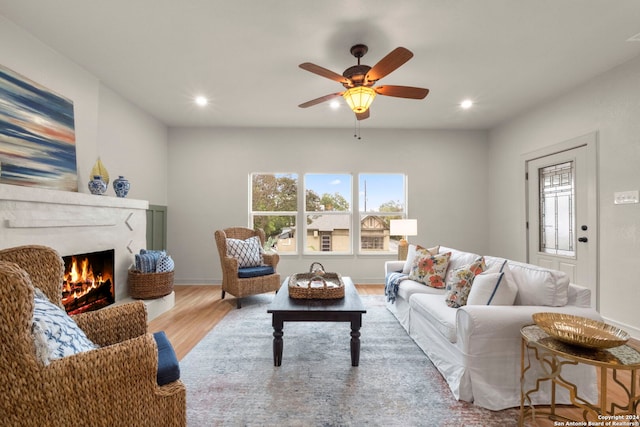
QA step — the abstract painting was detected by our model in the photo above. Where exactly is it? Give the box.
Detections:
[0,64,78,191]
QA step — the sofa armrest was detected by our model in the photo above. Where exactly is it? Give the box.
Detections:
[385,260,405,276]
[567,283,592,307]
[73,301,147,347]
[456,305,602,353]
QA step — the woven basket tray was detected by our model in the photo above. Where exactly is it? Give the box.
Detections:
[128,269,174,299]
[289,263,344,299]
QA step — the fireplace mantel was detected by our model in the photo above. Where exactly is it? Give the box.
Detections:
[0,183,173,320]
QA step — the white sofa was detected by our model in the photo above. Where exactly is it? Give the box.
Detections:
[385,246,601,411]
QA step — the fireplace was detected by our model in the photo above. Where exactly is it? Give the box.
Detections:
[62,249,115,315]
[1,183,173,320]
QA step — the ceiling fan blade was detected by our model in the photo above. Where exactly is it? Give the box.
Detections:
[356,109,370,121]
[374,85,429,99]
[299,62,351,85]
[366,47,413,82]
[298,92,343,108]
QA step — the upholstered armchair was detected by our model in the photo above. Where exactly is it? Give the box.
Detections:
[214,227,281,308]
[0,245,186,427]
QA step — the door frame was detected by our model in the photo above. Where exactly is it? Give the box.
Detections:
[523,132,599,310]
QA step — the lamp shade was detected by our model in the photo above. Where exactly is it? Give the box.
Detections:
[390,219,418,237]
[342,86,376,113]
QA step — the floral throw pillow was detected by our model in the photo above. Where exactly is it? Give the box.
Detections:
[444,257,486,308]
[408,251,451,289]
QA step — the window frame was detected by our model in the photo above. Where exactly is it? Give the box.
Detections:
[249,172,409,257]
[303,173,353,255]
[249,172,299,255]
[357,173,408,255]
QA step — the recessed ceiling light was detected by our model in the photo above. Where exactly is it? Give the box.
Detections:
[330,100,340,109]
[195,96,208,107]
[460,99,473,109]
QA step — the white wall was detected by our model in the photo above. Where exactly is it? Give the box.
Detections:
[96,85,169,204]
[489,55,640,337]
[0,15,168,205]
[167,127,489,284]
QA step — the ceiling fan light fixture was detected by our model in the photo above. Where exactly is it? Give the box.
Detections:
[343,86,376,113]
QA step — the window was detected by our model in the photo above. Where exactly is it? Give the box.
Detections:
[250,173,298,253]
[250,172,407,255]
[539,162,575,256]
[359,173,407,254]
[304,173,352,254]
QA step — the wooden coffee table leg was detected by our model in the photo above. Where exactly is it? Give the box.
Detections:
[272,315,283,366]
[350,315,362,367]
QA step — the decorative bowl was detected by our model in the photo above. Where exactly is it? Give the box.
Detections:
[532,312,630,349]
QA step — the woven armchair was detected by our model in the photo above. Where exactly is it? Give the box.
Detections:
[0,245,186,427]
[215,227,281,308]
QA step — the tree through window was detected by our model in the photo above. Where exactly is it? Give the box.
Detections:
[250,173,298,253]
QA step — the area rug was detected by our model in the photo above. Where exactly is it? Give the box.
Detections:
[180,294,520,426]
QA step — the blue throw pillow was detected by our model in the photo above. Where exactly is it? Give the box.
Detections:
[153,331,180,385]
[156,254,175,273]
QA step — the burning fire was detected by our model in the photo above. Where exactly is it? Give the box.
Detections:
[62,256,112,306]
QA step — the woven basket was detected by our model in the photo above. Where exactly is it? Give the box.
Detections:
[128,269,174,299]
[289,263,344,299]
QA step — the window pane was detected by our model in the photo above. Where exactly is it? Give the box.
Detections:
[359,173,405,212]
[252,215,297,253]
[539,162,575,256]
[358,174,406,253]
[305,174,351,212]
[251,173,297,211]
[305,214,351,253]
[360,213,402,253]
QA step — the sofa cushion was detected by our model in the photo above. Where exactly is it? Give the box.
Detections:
[507,260,569,306]
[444,257,486,308]
[397,279,447,301]
[467,262,518,305]
[153,331,180,386]
[32,288,98,365]
[226,236,263,268]
[408,251,451,289]
[439,247,482,272]
[237,265,274,278]
[402,244,439,274]
[410,293,458,343]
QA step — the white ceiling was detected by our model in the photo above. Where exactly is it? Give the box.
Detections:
[2,0,640,130]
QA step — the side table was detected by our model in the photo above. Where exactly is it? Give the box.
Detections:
[520,324,640,426]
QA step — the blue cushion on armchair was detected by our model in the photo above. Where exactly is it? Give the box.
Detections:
[153,331,180,386]
[237,265,274,278]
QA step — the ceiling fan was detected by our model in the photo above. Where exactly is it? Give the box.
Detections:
[298,44,429,120]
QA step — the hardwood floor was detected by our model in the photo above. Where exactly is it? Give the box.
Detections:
[149,285,639,424]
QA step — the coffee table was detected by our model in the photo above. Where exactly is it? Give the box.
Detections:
[267,276,366,367]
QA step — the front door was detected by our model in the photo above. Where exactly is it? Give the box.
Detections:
[526,139,598,308]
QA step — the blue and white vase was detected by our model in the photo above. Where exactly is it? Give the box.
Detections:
[113,175,130,198]
[88,175,107,195]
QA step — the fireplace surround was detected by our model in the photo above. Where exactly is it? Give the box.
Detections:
[0,183,174,320]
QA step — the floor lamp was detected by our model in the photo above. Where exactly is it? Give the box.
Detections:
[390,219,418,261]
